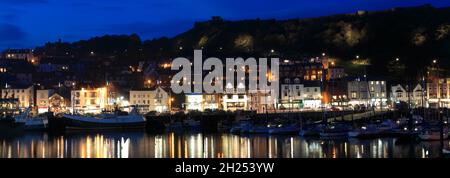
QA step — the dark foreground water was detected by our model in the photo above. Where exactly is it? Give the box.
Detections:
[0,132,448,158]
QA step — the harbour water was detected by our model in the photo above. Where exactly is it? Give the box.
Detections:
[1,132,448,158]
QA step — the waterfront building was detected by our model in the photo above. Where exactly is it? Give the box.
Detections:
[368,80,387,108]
[222,93,248,112]
[390,84,425,108]
[347,78,370,108]
[185,93,220,111]
[303,82,322,110]
[323,78,348,107]
[36,89,54,113]
[129,86,169,113]
[71,87,108,114]
[48,92,69,114]
[0,98,19,115]
[347,78,387,108]
[1,85,34,109]
[280,78,304,111]
[427,78,450,108]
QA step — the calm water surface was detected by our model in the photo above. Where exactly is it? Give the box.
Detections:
[0,132,448,158]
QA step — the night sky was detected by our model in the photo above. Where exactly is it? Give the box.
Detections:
[0,0,448,50]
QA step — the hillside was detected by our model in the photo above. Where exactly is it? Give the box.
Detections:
[35,5,450,81]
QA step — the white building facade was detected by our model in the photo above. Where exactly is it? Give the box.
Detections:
[1,85,34,109]
[129,87,169,113]
[71,87,108,114]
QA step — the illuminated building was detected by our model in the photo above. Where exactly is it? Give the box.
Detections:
[2,49,38,64]
[71,87,108,114]
[347,79,387,108]
[48,93,69,114]
[280,78,304,110]
[185,93,220,111]
[36,89,54,114]
[427,78,450,108]
[303,83,322,110]
[1,85,34,109]
[391,84,424,108]
[129,86,169,113]
[222,93,248,112]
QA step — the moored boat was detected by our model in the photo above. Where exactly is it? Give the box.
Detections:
[60,108,146,130]
[418,128,448,141]
[320,123,352,139]
[230,117,252,134]
[248,124,272,134]
[14,107,48,131]
[269,123,300,135]
[348,124,380,138]
[299,124,325,137]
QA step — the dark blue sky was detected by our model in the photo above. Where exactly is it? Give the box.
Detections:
[0,0,448,50]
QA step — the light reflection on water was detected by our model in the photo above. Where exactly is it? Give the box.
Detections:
[0,132,447,158]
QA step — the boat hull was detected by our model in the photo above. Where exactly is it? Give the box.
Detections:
[61,115,145,131]
[320,132,348,139]
[269,127,300,135]
[418,132,448,141]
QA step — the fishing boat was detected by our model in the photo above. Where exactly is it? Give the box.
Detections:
[269,123,300,135]
[61,108,146,130]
